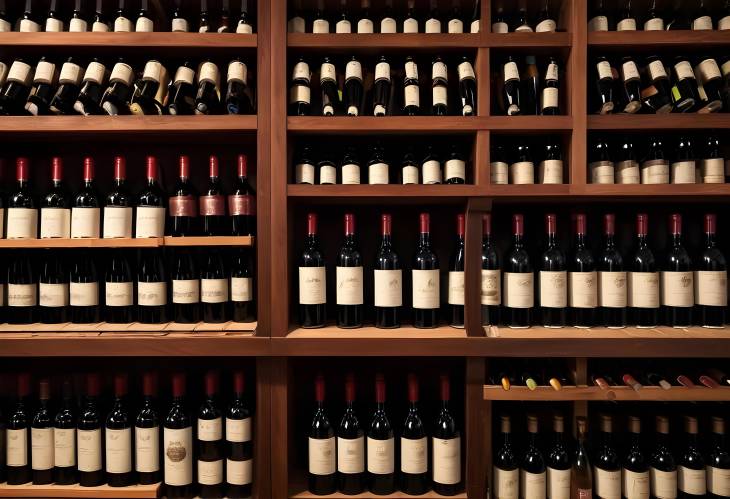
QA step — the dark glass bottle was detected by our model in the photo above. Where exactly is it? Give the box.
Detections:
[53,380,77,485]
[571,417,593,498]
[335,214,362,328]
[31,380,53,485]
[201,249,229,324]
[198,372,224,499]
[340,146,362,185]
[165,373,194,499]
[39,249,68,324]
[135,156,166,239]
[449,214,466,328]
[521,56,539,116]
[69,249,99,324]
[104,249,134,324]
[644,0,664,29]
[217,0,231,33]
[540,214,566,328]
[135,0,153,31]
[289,57,311,116]
[493,415,518,499]
[101,60,134,115]
[106,374,133,487]
[708,417,730,499]
[644,55,673,114]
[230,248,255,323]
[19,0,40,32]
[25,58,56,116]
[403,56,420,116]
[129,60,168,116]
[226,371,253,499]
[230,154,256,236]
[521,415,546,499]
[502,56,521,116]
[40,156,70,240]
[570,213,597,328]
[678,416,706,498]
[413,213,440,328]
[320,57,339,117]
[167,63,197,116]
[431,56,449,116]
[91,2,106,32]
[374,214,401,329]
[373,56,391,117]
[308,374,336,495]
[200,155,226,237]
[622,416,650,499]
[135,372,161,485]
[445,146,466,184]
[45,0,64,32]
[299,213,326,328]
[598,214,627,328]
[458,57,477,116]
[546,415,570,499]
[671,56,701,113]
[629,214,659,328]
[226,59,255,115]
[198,0,210,32]
[114,0,133,32]
[481,213,501,326]
[432,374,461,495]
[78,374,104,487]
[74,60,107,116]
[170,246,200,324]
[169,155,198,237]
[0,59,33,116]
[49,58,83,115]
[195,61,221,115]
[619,56,642,114]
[541,57,560,115]
[171,0,189,31]
[368,375,395,495]
[7,373,31,485]
[345,56,364,116]
[401,374,428,495]
[137,249,167,324]
[71,157,101,240]
[504,214,533,328]
[650,416,677,499]
[696,214,727,328]
[338,374,365,494]
[593,56,615,114]
[663,214,693,328]
[236,0,253,33]
[594,414,621,499]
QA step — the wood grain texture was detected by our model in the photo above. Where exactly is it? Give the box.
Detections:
[483,32,572,47]
[287,184,481,198]
[287,116,573,133]
[588,30,730,48]
[290,488,467,499]
[0,483,159,498]
[588,114,730,130]
[163,235,255,246]
[466,358,487,499]
[0,31,257,48]
[288,33,480,51]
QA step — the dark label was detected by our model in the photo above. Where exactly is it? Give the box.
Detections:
[228,195,256,216]
[169,196,198,217]
[199,195,225,216]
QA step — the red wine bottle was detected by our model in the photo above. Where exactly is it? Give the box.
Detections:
[308,374,336,495]
[401,374,428,494]
[230,154,256,236]
[540,214,567,328]
[493,415,518,499]
[707,417,730,499]
[200,156,226,237]
[171,247,200,324]
[39,248,68,324]
[201,249,229,324]
[230,248,255,323]
[594,414,621,499]
[169,156,198,237]
[31,379,53,485]
[521,415,546,498]
[650,416,676,499]
[135,372,161,485]
[7,157,37,240]
[629,214,659,328]
[53,380,77,485]
[7,373,31,485]
[338,373,365,494]
[40,157,70,239]
[299,213,326,328]
[481,214,501,326]
[195,61,221,115]
[598,214,627,328]
[289,57,311,116]
[622,416,650,499]
[678,416,706,498]
[449,214,466,328]
[374,214,401,329]
[69,248,99,324]
[164,373,194,499]
[662,214,693,328]
[226,371,253,499]
[106,374,133,487]
[504,214,533,328]
[433,374,461,495]
[104,249,134,324]
[696,214,727,328]
[135,156,166,239]
[78,373,104,487]
[103,157,132,239]
[137,248,167,324]
[373,56,391,117]
[337,214,363,328]
[570,214,597,328]
[413,213,440,328]
[546,414,570,499]
[198,371,224,499]
[368,374,395,494]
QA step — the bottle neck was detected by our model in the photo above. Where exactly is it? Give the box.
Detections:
[553,430,564,444]
[419,232,431,248]
[482,233,491,247]
[706,232,716,248]
[546,232,557,247]
[687,432,699,447]
[575,233,586,248]
[637,234,647,247]
[380,234,392,248]
[513,233,524,247]
[672,233,682,246]
[409,401,418,411]
[376,401,385,412]
[605,233,615,248]
[528,431,538,447]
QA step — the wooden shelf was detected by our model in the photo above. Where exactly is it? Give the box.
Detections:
[588,114,730,130]
[287,184,480,201]
[287,116,481,133]
[287,33,480,52]
[485,32,572,48]
[588,30,730,49]
[577,184,730,198]
[163,235,255,247]
[0,31,257,49]
[0,482,159,498]
[484,385,730,402]
[0,236,254,249]
[486,115,574,132]
[290,487,466,499]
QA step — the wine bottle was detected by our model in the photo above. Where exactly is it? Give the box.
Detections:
[593,56,615,114]
[130,60,169,116]
[354,0,373,33]
[92,0,109,31]
[541,58,560,115]
[650,416,677,499]
[458,57,477,116]
[368,143,390,185]
[400,374,428,494]
[71,157,101,239]
[696,214,727,328]
[49,58,83,115]
[101,60,134,116]
[702,133,725,184]
[39,250,67,324]
[164,373,194,499]
[39,156,70,239]
[403,56,420,116]
[24,58,57,116]
[104,246,135,324]
[7,373,31,485]
[335,214,363,328]
[589,138,614,185]
[491,143,508,185]
[0,0,9,32]
[422,145,442,184]
[401,0,417,33]
[511,141,535,184]
[312,0,329,33]
[521,415,546,499]
[448,1,464,33]
[672,136,697,186]
[373,56,391,117]
[707,417,730,499]
[520,56,539,116]
[536,0,557,32]
[201,249,229,324]
[448,214,466,328]
[569,214,597,328]
[318,153,335,191]
[320,58,338,117]
[622,416,650,499]
[629,214,659,328]
[695,57,724,113]
[73,60,107,116]
[446,146,466,185]
[237,0,253,33]
[135,372,160,485]
[588,0,609,31]
[106,374,132,487]
[593,414,621,499]
[431,56,448,116]
[374,214,401,328]
[19,0,40,32]
[678,416,706,498]
[504,214,533,328]
[571,417,593,497]
[340,146,361,185]
[691,0,713,29]
[720,0,730,30]
[168,63,197,115]
[218,0,231,33]
[619,56,642,114]
[309,374,336,494]
[546,414,570,499]
[540,214,567,328]
[514,7,533,32]
[228,154,256,235]
[615,137,639,184]
[45,0,63,32]
[671,56,701,113]
[171,0,188,31]
[426,0,442,33]
[335,0,351,33]
[31,379,53,485]
[230,247,255,323]
[642,136,669,184]
[643,56,673,114]
[290,58,311,116]
[644,0,664,30]
[199,0,211,32]
[492,7,508,33]
[494,415,518,499]
[502,56,521,116]
[198,372,224,498]
[368,374,395,494]
[226,371,253,498]
[78,373,104,487]
[597,214,627,328]
[170,246,200,324]
[344,56,363,116]
[226,59,254,115]
[413,213,440,328]
[169,156,198,237]
[335,373,365,494]
[617,0,636,30]
[539,139,563,184]
[195,61,221,115]
[54,380,77,485]
[300,213,326,328]
[470,0,480,33]
[199,155,225,236]
[136,156,166,239]
[7,184,37,324]
[662,214,693,328]
[114,0,133,32]
[0,60,33,116]
[401,148,419,184]
[481,214,501,326]
[137,248,167,324]
[68,0,87,32]
[69,248,99,325]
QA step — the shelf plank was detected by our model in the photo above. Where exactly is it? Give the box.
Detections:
[287,116,481,133]
[287,184,480,201]
[485,32,572,48]
[287,33,480,51]
[483,385,730,402]
[0,238,162,249]
[588,30,730,49]
[577,184,730,197]
[163,236,255,247]
[0,31,256,49]
[588,114,730,130]
[486,116,574,131]
[0,482,160,498]
[291,486,466,499]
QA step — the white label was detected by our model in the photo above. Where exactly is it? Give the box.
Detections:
[382,17,398,33]
[693,15,713,30]
[7,208,38,239]
[644,18,664,30]
[337,266,364,305]
[228,61,248,84]
[103,207,133,238]
[92,21,109,32]
[45,18,64,32]
[599,271,628,307]
[569,271,597,308]
[336,19,351,33]
[537,19,557,32]
[106,428,132,474]
[342,164,360,184]
[650,467,677,498]
[595,467,621,499]
[226,418,251,443]
[136,17,154,32]
[515,23,533,32]
[617,18,637,30]
[540,270,567,308]
[449,19,464,33]
[702,158,725,180]
[77,429,102,472]
[309,437,335,475]
[338,436,364,473]
[34,61,56,85]
[288,16,305,33]
[319,164,336,184]
[492,21,509,33]
[374,269,402,307]
[590,160,615,184]
[135,426,159,473]
[172,279,199,304]
[114,16,133,32]
[346,60,363,81]
[541,87,559,111]
[481,269,501,306]
[401,437,427,474]
[617,160,640,184]
[40,283,69,308]
[707,466,730,496]
[661,271,694,307]
[433,62,448,82]
[547,467,571,499]
[597,61,613,80]
[201,278,228,304]
[426,18,441,33]
[59,63,82,85]
[71,207,100,238]
[495,467,519,499]
[7,428,28,466]
[405,85,419,107]
[623,469,650,499]
[521,470,547,499]
[539,159,562,184]
[313,19,330,33]
[679,466,706,495]
[445,159,466,181]
[433,86,448,106]
[695,270,727,306]
[227,458,253,485]
[412,269,440,309]
[172,18,189,32]
[198,459,223,485]
[675,61,695,81]
[369,163,389,184]
[8,284,37,307]
[629,272,660,308]
[402,165,419,184]
[642,159,669,184]
[448,271,465,305]
[368,437,395,474]
[671,161,696,184]
[8,61,32,85]
[491,162,508,184]
[138,281,166,306]
[135,206,165,238]
[41,208,70,239]
[299,267,326,305]
[198,62,220,86]
[231,277,253,303]
[402,17,417,33]
[31,428,53,471]
[649,60,668,81]
[70,281,99,307]
[0,18,10,32]
[589,15,609,31]
[320,63,336,83]
[504,272,534,308]
[198,418,222,442]
[357,19,374,33]
[699,59,722,83]
[423,160,442,184]
[433,437,460,484]
[375,62,390,82]
[296,163,315,184]
[459,62,476,81]
[54,428,75,467]
[623,61,640,82]
[719,15,730,30]
[110,63,134,85]
[106,282,133,307]
[511,161,535,184]
[290,85,310,104]
[69,18,88,32]
[20,19,41,32]
[164,427,193,486]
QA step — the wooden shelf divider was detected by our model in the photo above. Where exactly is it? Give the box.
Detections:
[0,482,160,498]
[163,235,255,247]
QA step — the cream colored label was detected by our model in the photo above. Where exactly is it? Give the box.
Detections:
[135,426,159,473]
[650,467,677,498]
[114,16,133,31]
[702,158,725,180]
[521,470,547,499]
[7,429,28,466]
[595,467,621,498]
[547,63,559,81]
[504,272,534,308]
[320,62,336,83]
[313,440,347,477]
[313,19,330,33]
[299,267,326,305]
[70,282,99,307]
[71,207,100,238]
[459,61,476,81]
[198,62,220,86]
[433,437,460,485]
[402,18,417,33]
[597,61,613,79]
[375,62,390,82]
[54,428,75,467]
[540,270,567,308]
[0,19,10,31]
[404,85,420,107]
[173,66,195,86]
[695,270,727,306]
[7,208,38,239]
[369,163,389,184]
[504,62,519,82]
[374,269,402,307]
[623,469,649,499]
[569,271,597,308]
[541,88,559,110]
[357,19,374,33]
[367,437,394,474]
[402,165,419,184]
[31,428,53,471]
[445,160,466,181]
[341,164,360,184]
[515,23,533,32]
[491,162,508,184]
[110,63,134,85]
[319,164,336,184]
[401,436,427,474]
[78,429,102,472]
[629,272,659,308]
[20,19,41,32]
[33,61,56,85]
[136,17,153,32]
[40,283,69,308]
[346,60,363,81]
[425,18,441,33]
[617,160,640,184]
[433,86,448,106]
[539,160,562,184]
[492,21,508,33]
[547,467,570,499]
[642,159,669,184]
[661,271,694,307]
[335,19,351,33]
[92,21,109,32]
[412,269,440,309]
[82,62,105,85]
[423,160,442,184]
[59,63,82,85]
[198,459,223,485]
[338,436,364,474]
[510,161,535,184]
[719,15,730,30]
[45,18,64,32]
[382,17,397,33]
[41,208,71,239]
[201,278,228,304]
[481,269,501,306]
[336,266,364,305]
[8,61,32,85]
[617,18,637,30]
[172,18,189,32]
[495,467,519,499]
[448,271,465,305]
[106,428,132,474]
[591,161,615,184]
[693,15,713,30]
[135,206,165,238]
[678,466,706,495]
[231,277,253,302]
[599,271,628,308]
[675,61,694,80]
[644,18,664,30]
[649,60,668,80]
[448,18,464,33]
[536,19,557,32]
[138,281,166,306]
[8,284,37,307]
[172,279,200,304]
[296,163,315,184]
[228,61,248,84]
[288,16,305,33]
[164,427,192,486]
[198,417,222,442]
[226,418,251,443]
[707,466,730,496]
[671,161,696,184]
[227,458,253,484]
[622,61,640,81]
[106,282,133,307]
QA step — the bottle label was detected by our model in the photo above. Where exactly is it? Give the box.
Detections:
[495,466,519,499]
[367,436,394,474]
[707,466,730,496]
[71,207,100,238]
[227,458,253,485]
[198,61,220,86]
[412,269,440,309]
[82,61,105,85]
[404,61,418,81]
[492,21,509,33]
[588,15,609,31]
[402,17,417,33]
[312,19,330,33]
[644,18,664,30]
[599,271,628,308]
[541,87,559,112]
[336,266,364,305]
[231,277,253,303]
[590,160,615,184]
[694,270,727,306]
[374,269,402,307]
[375,62,390,82]
[445,159,466,181]
[401,436,427,474]
[41,208,71,239]
[198,459,223,485]
[288,16,305,33]
[540,270,567,308]
[458,61,476,81]
[569,271,597,308]
[40,283,69,308]
[539,159,562,184]
[8,61,32,85]
[228,61,248,85]
[136,426,160,473]
[510,161,535,184]
[202,278,228,304]
[341,164,360,185]
[199,195,225,216]
[650,467,677,498]
[338,436,364,474]
[290,85,311,105]
[299,267,326,305]
[138,281,167,306]
[433,85,448,106]
[675,61,695,81]
[491,162,509,184]
[628,272,660,308]
[106,282,133,307]
[402,165,419,184]
[641,159,669,184]
[54,427,76,467]
[92,21,109,32]
[31,427,53,471]
[309,436,336,475]
[345,60,363,82]
[33,61,56,85]
[448,271,465,305]
[7,207,38,239]
[20,19,41,32]
[481,269,501,306]
[617,18,637,31]
[172,18,189,32]
[678,466,706,495]
[719,15,730,30]
[671,160,696,184]
[521,470,546,499]
[660,271,694,307]
[229,194,256,216]
[425,18,441,33]
[536,19,556,32]
[59,62,83,85]
[432,61,448,82]
[0,18,10,32]
[7,428,28,466]
[433,436,460,484]
[226,417,252,443]
[423,160,442,184]
[702,158,725,181]
[292,61,310,82]
[110,63,134,85]
[357,19,374,33]
[8,283,37,307]
[135,206,165,238]
[623,469,649,499]
[699,59,721,83]
[649,60,668,81]
[692,15,713,30]
[169,196,197,218]
[296,163,315,184]
[136,16,154,32]
[46,17,65,32]
[164,427,193,486]
[597,61,613,80]
[320,62,336,83]
[504,272,534,308]
[173,66,195,86]
[172,279,200,304]
[404,84,420,107]
[448,18,464,33]
[319,164,336,184]
[578,490,592,499]
[106,428,132,474]
[547,467,570,499]
[369,163,389,184]
[515,23,533,32]
[70,281,99,307]
[595,467,621,498]
[545,61,560,82]
[77,428,102,472]
[616,160,640,184]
